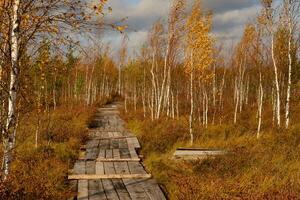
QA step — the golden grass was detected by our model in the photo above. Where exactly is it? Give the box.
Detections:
[123,111,300,199]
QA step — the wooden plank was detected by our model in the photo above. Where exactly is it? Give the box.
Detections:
[103,157,131,199]
[114,162,130,175]
[68,180,78,200]
[113,149,120,159]
[73,161,86,175]
[86,161,95,174]
[119,148,131,159]
[103,161,119,200]
[98,149,106,159]
[123,179,151,200]
[128,147,139,159]
[88,180,100,200]
[141,179,166,200]
[77,180,88,200]
[174,149,226,155]
[125,161,165,199]
[102,180,120,200]
[68,174,152,180]
[104,161,115,175]
[128,162,147,175]
[99,139,110,149]
[97,158,140,162]
[173,149,226,160]
[86,140,99,149]
[113,132,122,137]
[111,139,120,149]
[96,162,104,175]
[112,179,131,200]
[105,149,113,159]
[85,148,99,160]
[119,139,128,149]
[93,136,137,140]
[127,137,141,149]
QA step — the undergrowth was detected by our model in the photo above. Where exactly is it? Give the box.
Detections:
[122,110,300,200]
[0,104,96,199]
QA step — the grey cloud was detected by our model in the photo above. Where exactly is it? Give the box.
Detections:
[202,0,258,13]
[101,0,262,57]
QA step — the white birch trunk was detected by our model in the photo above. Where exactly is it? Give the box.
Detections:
[257,72,264,138]
[3,0,20,179]
[189,52,194,145]
[271,36,281,127]
[285,17,292,128]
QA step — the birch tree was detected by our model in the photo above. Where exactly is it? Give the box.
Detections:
[185,0,213,145]
[262,0,281,127]
[3,0,20,179]
[282,0,300,128]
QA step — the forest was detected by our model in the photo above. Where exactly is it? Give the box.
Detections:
[0,0,300,199]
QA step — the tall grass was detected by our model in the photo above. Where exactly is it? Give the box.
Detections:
[123,110,300,199]
[0,105,95,199]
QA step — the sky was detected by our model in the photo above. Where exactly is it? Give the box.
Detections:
[96,0,263,59]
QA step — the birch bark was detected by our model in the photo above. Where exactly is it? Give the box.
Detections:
[3,0,20,179]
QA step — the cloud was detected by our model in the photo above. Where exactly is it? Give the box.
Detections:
[100,0,262,58]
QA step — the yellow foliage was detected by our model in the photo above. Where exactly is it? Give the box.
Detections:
[185,0,214,74]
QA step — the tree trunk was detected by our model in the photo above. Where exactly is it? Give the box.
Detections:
[189,52,194,146]
[118,64,121,95]
[234,76,239,124]
[3,0,20,179]
[212,64,216,125]
[87,64,95,106]
[271,36,281,127]
[219,68,226,124]
[285,20,292,128]
[257,72,264,138]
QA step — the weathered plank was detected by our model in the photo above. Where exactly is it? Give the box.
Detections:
[122,161,153,199]
[73,161,86,175]
[141,179,166,200]
[103,161,120,200]
[94,136,137,140]
[96,162,104,175]
[105,149,113,159]
[123,179,151,200]
[99,139,110,149]
[77,180,88,200]
[173,148,227,160]
[119,148,131,159]
[113,149,120,159]
[127,137,141,149]
[128,162,147,175]
[68,174,152,180]
[111,139,120,149]
[112,179,131,200]
[98,149,106,159]
[114,162,130,175]
[102,179,119,200]
[97,158,140,162]
[86,161,95,174]
[119,139,128,149]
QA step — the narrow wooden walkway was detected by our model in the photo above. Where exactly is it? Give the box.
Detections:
[69,102,166,200]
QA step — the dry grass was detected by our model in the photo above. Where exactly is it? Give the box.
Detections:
[0,104,96,199]
[123,110,300,200]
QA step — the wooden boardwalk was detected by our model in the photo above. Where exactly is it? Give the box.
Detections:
[69,102,166,200]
